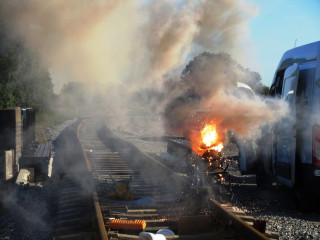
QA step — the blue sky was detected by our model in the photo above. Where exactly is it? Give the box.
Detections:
[249,0,320,86]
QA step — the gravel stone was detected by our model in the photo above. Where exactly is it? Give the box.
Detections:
[0,181,59,240]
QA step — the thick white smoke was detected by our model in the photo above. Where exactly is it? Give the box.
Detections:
[0,0,287,141]
[0,0,258,92]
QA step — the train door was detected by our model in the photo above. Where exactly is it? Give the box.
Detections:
[275,63,300,188]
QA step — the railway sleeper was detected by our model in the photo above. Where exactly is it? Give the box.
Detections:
[57,211,89,221]
[59,195,90,202]
[55,226,94,239]
[58,206,90,215]
[58,202,89,211]
[56,215,93,228]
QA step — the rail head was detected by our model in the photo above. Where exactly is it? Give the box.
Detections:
[77,118,109,240]
[209,199,270,240]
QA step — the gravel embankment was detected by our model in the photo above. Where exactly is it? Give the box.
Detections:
[0,182,59,240]
[0,119,76,240]
[226,159,320,240]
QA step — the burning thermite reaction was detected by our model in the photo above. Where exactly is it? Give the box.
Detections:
[190,123,224,156]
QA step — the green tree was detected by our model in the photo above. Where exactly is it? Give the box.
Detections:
[0,24,54,111]
[0,84,15,108]
[181,52,264,94]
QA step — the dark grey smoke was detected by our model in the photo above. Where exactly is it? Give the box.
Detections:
[162,52,288,138]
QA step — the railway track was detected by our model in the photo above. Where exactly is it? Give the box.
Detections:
[54,120,105,240]
[54,118,276,240]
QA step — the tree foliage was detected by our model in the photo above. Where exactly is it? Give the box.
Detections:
[163,52,270,134]
[0,24,54,111]
[181,52,267,95]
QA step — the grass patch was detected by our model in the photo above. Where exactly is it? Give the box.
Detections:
[35,108,78,143]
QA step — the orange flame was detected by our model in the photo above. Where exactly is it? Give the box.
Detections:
[190,123,224,155]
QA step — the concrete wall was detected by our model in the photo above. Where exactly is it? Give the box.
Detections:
[0,149,14,181]
[0,107,22,173]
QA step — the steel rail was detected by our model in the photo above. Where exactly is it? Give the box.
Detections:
[210,199,270,240]
[77,119,108,240]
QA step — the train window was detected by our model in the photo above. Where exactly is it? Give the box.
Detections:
[296,68,316,137]
[274,70,285,97]
[296,68,315,106]
[269,84,276,96]
[282,76,295,104]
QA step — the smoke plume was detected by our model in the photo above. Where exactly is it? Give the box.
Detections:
[0,0,287,141]
[0,0,258,92]
[163,52,288,139]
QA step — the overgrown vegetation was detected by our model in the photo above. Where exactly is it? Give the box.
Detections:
[0,24,78,142]
[35,108,79,143]
[181,52,269,95]
[0,25,54,111]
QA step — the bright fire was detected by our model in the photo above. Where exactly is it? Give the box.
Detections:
[190,123,224,155]
[201,125,224,152]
